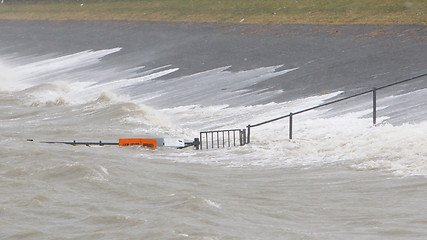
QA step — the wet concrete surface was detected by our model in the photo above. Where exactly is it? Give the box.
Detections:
[1,20,425,102]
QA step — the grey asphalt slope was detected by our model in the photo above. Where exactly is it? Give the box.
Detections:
[1,20,425,104]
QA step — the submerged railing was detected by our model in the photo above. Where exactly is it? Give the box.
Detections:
[199,129,246,150]
[199,73,426,149]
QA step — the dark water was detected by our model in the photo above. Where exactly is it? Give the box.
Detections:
[0,20,426,239]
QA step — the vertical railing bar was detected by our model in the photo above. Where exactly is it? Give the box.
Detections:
[373,88,377,126]
[217,131,219,148]
[242,129,246,145]
[211,132,214,149]
[200,132,202,150]
[228,131,230,147]
[247,125,251,143]
[233,130,236,146]
[223,131,225,147]
[289,112,293,140]
[206,132,209,150]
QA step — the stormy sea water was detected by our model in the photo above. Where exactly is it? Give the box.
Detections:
[0,20,426,239]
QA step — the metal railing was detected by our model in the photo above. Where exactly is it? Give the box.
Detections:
[246,73,427,142]
[198,73,426,150]
[199,129,246,150]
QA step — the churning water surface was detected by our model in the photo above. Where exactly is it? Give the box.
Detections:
[0,21,426,240]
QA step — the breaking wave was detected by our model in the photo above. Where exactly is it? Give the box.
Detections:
[1,48,426,177]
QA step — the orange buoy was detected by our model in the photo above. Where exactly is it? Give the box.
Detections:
[118,138,157,148]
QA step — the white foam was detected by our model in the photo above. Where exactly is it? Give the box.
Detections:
[0,49,182,106]
[14,48,121,83]
[132,65,299,107]
[171,117,427,177]
[91,66,179,92]
[203,198,221,209]
[0,48,121,93]
[0,59,31,91]
[121,103,174,129]
[1,49,300,109]
[164,90,427,177]
[1,48,425,177]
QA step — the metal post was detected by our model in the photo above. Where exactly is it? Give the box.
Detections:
[373,88,377,126]
[228,131,231,147]
[247,125,251,144]
[242,129,246,145]
[217,132,220,148]
[289,112,293,139]
[194,138,200,150]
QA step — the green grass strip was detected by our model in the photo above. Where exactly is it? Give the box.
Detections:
[0,0,425,25]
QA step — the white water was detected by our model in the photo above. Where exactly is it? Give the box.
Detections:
[3,48,425,176]
[1,48,427,239]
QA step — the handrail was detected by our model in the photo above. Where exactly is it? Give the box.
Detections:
[200,128,242,133]
[246,73,426,142]
[249,88,373,128]
[249,73,426,128]
[376,73,427,90]
[198,73,426,149]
